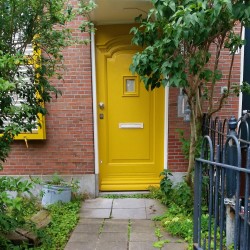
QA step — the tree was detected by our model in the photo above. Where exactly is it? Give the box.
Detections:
[0,0,95,168]
[130,0,250,185]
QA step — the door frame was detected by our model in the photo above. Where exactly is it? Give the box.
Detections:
[90,30,169,183]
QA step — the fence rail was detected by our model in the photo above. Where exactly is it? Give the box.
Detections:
[193,113,250,250]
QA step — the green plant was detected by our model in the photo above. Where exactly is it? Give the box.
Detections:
[176,129,203,160]
[130,0,250,185]
[159,169,173,197]
[0,0,95,168]
[0,177,41,248]
[171,181,193,214]
[31,173,80,193]
[128,219,131,241]
[153,227,171,249]
[34,201,81,250]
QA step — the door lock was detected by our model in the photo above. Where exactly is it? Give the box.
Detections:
[100,114,104,119]
[99,102,104,110]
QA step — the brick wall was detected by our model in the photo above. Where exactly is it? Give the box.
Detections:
[167,39,241,172]
[2,11,95,175]
[1,10,242,175]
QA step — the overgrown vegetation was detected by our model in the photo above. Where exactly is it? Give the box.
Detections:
[34,201,81,250]
[0,176,82,249]
[154,170,228,249]
[0,177,39,247]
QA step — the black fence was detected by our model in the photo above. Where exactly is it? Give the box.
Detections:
[193,113,250,250]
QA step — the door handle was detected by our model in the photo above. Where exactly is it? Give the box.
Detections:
[99,102,104,110]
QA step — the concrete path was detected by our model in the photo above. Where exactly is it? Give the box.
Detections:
[65,198,188,250]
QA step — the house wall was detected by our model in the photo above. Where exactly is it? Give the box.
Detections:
[0,8,243,193]
[1,12,96,196]
[167,35,242,172]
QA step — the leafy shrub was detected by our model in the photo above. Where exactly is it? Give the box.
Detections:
[0,177,41,249]
[0,177,35,232]
[171,181,193,214]
[35,201,81,250]
[159,169,173,197]
[158,169,193,213]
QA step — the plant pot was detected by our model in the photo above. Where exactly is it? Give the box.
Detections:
[41,184,72,207]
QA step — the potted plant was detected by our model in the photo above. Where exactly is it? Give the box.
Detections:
[32,173,79,207]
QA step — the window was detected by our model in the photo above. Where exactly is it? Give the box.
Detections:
[1,39,46,140]
[123,76,139,97]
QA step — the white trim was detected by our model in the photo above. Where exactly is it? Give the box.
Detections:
[164,86,169,169]
[91,31,99,174]
[239,26,245,119]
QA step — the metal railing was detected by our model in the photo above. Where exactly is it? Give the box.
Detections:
[193,113,250,250]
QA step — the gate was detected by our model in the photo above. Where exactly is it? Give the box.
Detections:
[193,113,250,250]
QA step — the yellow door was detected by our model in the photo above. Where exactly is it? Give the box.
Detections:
[96,25,165,191]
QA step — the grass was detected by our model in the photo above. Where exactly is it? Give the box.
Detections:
[101,186,163,200]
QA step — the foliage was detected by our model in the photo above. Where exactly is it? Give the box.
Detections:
[153,172,228,250]
[102,186,164,199]
[0,195,81,249]
[0,0,95,168]
[34,201,81,250]
[130,0,250,183]
[31,172,80,193]
[0,175,82,249]
[159,169,173,197]
[0,177,34,232]
[158,170,193,213]
[176,129,203,160]
[0,177,42,248]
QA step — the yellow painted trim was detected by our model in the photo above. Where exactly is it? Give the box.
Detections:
[1,41,46,140]
[123,76,139,97]
[14,114,46,140]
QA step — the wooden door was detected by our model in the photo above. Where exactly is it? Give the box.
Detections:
[96,25,165,191]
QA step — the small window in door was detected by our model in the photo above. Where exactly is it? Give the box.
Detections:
[123,76,139,96]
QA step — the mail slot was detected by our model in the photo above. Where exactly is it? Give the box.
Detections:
[119,123,144,129]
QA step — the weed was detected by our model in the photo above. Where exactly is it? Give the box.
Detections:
[154,227,163,239]
[99,219,105,235]
[102,193,150,199]
[128,219,131,241]
[35,201,81,250]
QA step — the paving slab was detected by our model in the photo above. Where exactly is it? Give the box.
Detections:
[80,208,111,219]
[130,219,156,232]
[129,241,156,250]
[64,241,97,250]
[82,198,113,209]
[67,232,99,242]
[96,241,128,250]
[145,199,167,219]
[73,223,101,233]
[113,198,145,208]
[102,219,128,232]
[161,242,188,250]
[130,232,157,242]
[98,232,128,242]
[65,198,188,250]
[111,208,147,219]
[78,218,104,224]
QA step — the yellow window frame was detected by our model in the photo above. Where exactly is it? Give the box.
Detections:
[2,44,46,140]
